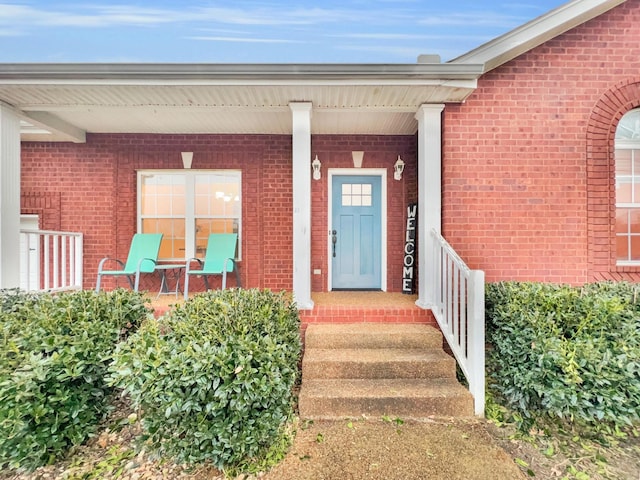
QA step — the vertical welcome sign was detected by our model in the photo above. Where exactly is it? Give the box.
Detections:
[403,203,417,294]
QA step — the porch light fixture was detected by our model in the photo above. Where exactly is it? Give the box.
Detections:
[352,151,364,168]
[394,155,405,180]
[312,155,321,180]
[181,151,193,169]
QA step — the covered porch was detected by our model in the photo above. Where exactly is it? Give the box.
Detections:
[5,62,485,414]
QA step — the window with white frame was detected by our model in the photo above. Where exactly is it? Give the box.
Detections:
[138,170,241,261]
[615,108,640,264]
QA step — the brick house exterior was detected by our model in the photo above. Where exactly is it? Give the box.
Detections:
[443,0,640,284]
[2,0,639,300]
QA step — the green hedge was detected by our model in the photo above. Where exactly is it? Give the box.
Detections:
[0,289,151,470]
[109,288,302,471]
[485,281,640,431]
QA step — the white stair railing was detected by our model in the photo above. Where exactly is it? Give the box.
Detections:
[430,229,485,416]
[19,230,83,293]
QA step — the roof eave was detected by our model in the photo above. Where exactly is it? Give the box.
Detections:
[0,62,484,84]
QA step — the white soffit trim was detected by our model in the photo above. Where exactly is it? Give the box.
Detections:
[0,63,483,140]
[449,0,627,73]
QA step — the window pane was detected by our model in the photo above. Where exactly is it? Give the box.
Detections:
[172,194,185,215]
[617,236,629,261]
[633,182,640,205]
[141,194,156,216]
[617,109,640,140]
[195,218,238,258]
[141,174,185,217]
[230,195,241,216]
[616,149,632,175]
[142,218,186,259]
[617,180,632,203]
[195,173,240,217]
[631,236,640,261]
[616,209,629,234]
[196,218,237,234]
[632,210,640,234]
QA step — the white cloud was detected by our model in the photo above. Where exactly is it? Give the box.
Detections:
[0,3,377,29]
[336,32,490,41]
[417,12,524,28]
[188,36,300,44]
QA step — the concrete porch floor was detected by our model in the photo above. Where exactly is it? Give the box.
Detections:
[148,291,435,328]
[311,291,418,307]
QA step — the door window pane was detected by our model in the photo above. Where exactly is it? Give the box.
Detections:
[341,183,373,207]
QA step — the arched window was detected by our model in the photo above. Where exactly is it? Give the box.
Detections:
[615,108,640,264]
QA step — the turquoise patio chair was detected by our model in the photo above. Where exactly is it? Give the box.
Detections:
[95,233,163,292]
[184,233,240,299]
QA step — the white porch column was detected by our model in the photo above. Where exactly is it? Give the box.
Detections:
[0,105,21,289]
[289,102,314,309]
[415,104,444,309]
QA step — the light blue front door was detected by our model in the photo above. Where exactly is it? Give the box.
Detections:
[331,175,382,290]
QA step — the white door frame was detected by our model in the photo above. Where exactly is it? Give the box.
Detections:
[327,168,387,291]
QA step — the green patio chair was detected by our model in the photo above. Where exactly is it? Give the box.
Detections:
[95,233,163,292]
[184,233,240,299]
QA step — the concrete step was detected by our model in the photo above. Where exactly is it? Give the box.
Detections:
[298,378,474,420]
[304,323,443,350]
[302,348,456,380]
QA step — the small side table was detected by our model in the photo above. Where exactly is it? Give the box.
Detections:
[156,264,186,298]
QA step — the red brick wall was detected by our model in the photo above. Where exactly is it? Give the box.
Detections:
[442,0,640,284]
[21,141,118,288]
[20,133,416,293]
[21,134,284,291]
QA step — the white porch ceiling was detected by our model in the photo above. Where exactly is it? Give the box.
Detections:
[0,64,483,142]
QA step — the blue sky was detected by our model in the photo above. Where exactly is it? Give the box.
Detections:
[0,1,567,63]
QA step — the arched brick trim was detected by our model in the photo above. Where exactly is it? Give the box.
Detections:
[586,78,640,281]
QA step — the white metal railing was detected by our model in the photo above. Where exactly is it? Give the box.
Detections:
[19,230,83,293]
[430,229,485,416]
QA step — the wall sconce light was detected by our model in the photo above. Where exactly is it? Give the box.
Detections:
[181,151,193,169]
[394,155,405,180]
[312,155,321,180]
[352,151,364,169]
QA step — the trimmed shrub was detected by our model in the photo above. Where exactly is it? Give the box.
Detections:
[485,281,640,431]
[0,288,151,470]
[109,288,302,470]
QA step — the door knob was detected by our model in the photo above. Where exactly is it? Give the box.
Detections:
[331,230,337,257]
